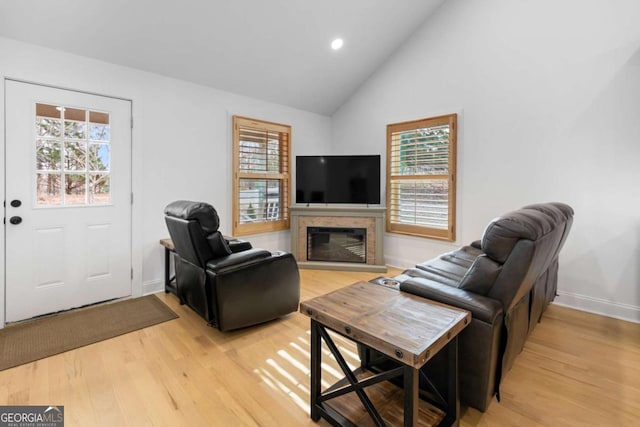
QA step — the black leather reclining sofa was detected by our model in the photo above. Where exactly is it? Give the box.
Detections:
[365,202,574,411]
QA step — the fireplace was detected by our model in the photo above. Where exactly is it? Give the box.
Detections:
[307,227,366,263]
[290,206,386,272]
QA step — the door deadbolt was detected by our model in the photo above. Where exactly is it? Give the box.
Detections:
[9,216,22,225]
[10,200,21,208]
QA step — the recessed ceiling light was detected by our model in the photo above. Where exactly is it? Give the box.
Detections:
[331,38,344,50]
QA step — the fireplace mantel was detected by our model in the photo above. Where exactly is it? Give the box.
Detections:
[290,205,386,272]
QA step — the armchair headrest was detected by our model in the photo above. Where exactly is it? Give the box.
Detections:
[481,202,573,263]
[164,200,220,234]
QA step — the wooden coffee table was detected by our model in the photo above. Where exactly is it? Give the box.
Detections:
[300,281,470,427]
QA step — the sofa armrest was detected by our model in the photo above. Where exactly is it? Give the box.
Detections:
[206,248,271,273]
[400,277,503,324]
[206,252,300,331]
[227,239,252,253]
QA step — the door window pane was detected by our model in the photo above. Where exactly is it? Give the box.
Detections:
[64,174,86,205]
[35,103,62,137]
[64,120,87,139]
[64,141,87,171]
[64,107,85,121]
[36,118,61,137]
[89,174,110,204]
[89,144,110,171]
[36,173,62,205]
[89,111,110,141]
[36,139,61,171]
[35,103,111,206]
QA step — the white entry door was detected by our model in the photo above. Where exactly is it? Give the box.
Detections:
[5,81,132,323]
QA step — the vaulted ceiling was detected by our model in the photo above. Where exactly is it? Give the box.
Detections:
[0,0,446,115]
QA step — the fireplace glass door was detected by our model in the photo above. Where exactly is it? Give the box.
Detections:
[307,227,366,263]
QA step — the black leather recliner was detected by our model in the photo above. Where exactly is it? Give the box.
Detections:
[164,200,300,331]
[364,202,574,412]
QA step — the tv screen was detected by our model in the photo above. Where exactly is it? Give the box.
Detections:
[296,155,381,204]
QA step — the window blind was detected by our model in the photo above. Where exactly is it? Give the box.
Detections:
[233,116,291,235]
[237,128,287,174]
[387,114,457,241]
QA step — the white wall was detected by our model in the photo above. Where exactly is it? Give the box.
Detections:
[2,0,639,325]
[0,36,331,324]
[332,0,640,322]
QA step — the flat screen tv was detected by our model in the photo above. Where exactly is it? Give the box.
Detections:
[296,155,381,204]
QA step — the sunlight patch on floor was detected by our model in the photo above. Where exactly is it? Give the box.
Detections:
[253,330,363,416]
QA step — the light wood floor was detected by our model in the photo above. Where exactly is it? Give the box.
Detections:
[1,268,639,426]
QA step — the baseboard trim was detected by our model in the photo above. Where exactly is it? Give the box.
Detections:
[143,279,164,296]
[383,256,412,270]
[554,291,640,324]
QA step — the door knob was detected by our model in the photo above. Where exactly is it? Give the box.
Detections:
[9,216,22,225]
[10,200,21,208]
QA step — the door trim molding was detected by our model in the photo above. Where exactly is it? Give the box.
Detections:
[5,77,133,102]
